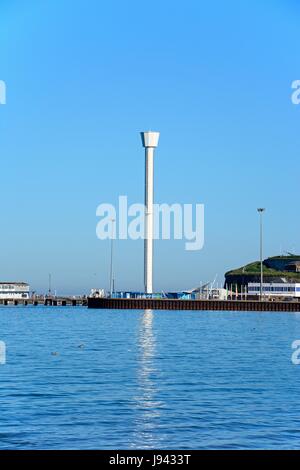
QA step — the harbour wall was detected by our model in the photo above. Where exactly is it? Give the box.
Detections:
[88,297,300,312]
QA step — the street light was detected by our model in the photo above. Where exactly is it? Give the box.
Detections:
[48,273,52,297]
[257,208,266,301]
[109,218,115,298]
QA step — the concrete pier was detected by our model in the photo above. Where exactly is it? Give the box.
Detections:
[88,297,300,312]
[0,297,87,307]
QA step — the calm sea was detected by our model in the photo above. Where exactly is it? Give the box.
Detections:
[0,306,300,449]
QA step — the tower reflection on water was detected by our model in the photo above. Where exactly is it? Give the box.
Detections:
[131,310,165,448]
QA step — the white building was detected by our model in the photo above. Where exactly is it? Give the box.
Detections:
[0,282,30,300]
[197,287,228,300]
[248,283,300,299]
[90,288,105,298]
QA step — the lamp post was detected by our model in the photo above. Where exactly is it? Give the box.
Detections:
[257,208,265,301]
[109,218,115,298]
[48,273,52,297]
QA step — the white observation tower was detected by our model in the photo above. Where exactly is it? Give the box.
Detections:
[140,131,160,294]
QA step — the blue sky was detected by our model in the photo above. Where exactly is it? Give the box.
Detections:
[0,0,299,294]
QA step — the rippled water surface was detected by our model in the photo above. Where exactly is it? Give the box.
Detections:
[1,307,300,449]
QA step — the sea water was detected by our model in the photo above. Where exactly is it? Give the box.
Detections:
[0,306,300,449]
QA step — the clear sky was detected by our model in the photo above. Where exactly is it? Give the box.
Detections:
[0,0,299,295]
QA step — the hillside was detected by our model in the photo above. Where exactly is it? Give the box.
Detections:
[225,255,300,288]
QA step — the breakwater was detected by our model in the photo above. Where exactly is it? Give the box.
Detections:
[88,297,300,312]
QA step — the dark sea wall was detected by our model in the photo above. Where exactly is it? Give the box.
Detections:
[88,297,300,312]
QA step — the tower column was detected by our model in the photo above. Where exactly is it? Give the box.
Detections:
[140,131,160,294]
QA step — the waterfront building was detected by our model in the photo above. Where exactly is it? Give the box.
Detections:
[0,282,30,300]
[248,282,300,299]
[197,287,228,300]
[90,288,105,298]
